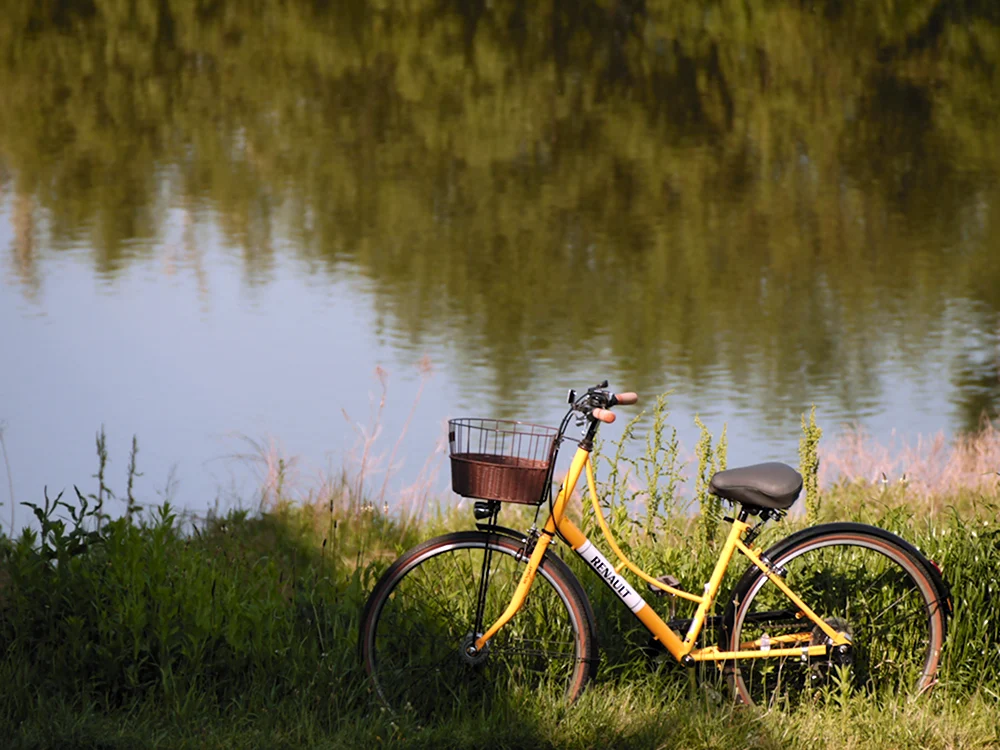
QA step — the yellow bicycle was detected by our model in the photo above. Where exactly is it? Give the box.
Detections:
[360,382,951,714]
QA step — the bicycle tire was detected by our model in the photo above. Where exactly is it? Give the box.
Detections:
[724,523,948,708]
[360,530,598,717]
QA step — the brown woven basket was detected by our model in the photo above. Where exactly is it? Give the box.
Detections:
[448,419,558,505]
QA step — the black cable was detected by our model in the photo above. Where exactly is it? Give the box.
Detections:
[548,399,588,547]
[542,383,616,547]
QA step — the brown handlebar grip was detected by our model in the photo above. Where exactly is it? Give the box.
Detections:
[592,408,616,424]
[614,392,639,406]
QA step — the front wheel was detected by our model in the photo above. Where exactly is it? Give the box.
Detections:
[725,524,948,708]
[360,531,598,717]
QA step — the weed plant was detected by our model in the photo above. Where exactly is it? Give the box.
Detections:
[2,402,1000,748]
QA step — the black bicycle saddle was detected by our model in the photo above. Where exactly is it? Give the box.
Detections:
[708,462,803,512]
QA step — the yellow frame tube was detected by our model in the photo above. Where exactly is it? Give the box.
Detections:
[688,644,829,662]
[473,446,591,652]
[558,514,688,659]
[733,538,850,646]
[678,520,747,646]
[474,443,850,661]
[583,458,703,604]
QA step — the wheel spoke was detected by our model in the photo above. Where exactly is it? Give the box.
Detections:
[361,533,593,717]
[727,530,945,708]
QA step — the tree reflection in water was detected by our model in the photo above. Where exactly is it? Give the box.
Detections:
[1,0,998,428]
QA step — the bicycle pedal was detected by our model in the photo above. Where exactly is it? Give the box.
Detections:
[647,574,680,596]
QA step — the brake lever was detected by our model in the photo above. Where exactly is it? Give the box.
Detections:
[586,380,609,396]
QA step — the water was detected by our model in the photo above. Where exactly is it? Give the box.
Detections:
[2,1,999,528]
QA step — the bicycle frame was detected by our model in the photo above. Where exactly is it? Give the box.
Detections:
[473,442,850,663]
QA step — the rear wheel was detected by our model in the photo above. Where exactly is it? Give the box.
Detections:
[726,525,947,708]
[360,531,597,717]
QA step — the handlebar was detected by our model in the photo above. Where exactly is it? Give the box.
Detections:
[611,392,638,406]
[565,382,638,428]
[540,382,638,515]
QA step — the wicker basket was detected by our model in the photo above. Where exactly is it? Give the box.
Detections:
[448,418,558,505]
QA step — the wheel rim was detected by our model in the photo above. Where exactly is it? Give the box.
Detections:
[729,534,945,708]
[364,538,588,717]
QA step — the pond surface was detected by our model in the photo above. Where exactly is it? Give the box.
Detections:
[2,1,999,526]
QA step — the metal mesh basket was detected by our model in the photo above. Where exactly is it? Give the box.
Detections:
[448,418,559,505]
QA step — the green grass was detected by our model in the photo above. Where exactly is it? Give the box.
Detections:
[6,678,1000,749]
[2,410,1000,748]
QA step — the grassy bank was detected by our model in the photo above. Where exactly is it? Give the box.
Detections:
[2,411,1000,748]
